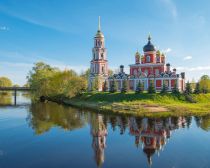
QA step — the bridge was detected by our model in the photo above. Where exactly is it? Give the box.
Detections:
[0,87,32,105]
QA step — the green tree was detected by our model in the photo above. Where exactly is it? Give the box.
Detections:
[0,77,12,87]
[27,62,86,100]
[91,76,99,91]
[108,69,114,76]
[172,81,180,95]
[160,83,168,94]
[110,80,117,93]
[135,81,143,94]
[103,80,108,92]
[184,81,192,95]
[194,82,201,94]
[148,82,156,94]
[200,75,210,93]
[121,80,128,93]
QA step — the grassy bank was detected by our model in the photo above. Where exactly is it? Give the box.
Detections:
[61,92,210,117]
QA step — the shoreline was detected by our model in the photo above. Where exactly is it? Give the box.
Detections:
[43,92,210,117]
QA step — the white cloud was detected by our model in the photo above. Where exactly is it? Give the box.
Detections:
[177,66,210,72]
[183,56,192,60]
[162,48,172,53]
[160,0,178,19]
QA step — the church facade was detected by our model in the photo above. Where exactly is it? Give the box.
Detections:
[88,18,185,92]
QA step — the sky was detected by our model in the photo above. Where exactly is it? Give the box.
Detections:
[0,0,210,85]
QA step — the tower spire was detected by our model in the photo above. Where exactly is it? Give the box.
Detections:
[98,16,101,31]
[148,33,151,41]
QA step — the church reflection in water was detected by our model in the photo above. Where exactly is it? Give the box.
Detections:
[28,102,210,167]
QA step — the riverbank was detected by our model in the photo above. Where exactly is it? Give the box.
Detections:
[47,92,210,117]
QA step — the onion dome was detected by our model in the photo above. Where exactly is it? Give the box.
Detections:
[143,35,156,52]
[166,63,170,66]
[135,51,140,56]
[95,30,104,38]
[156,50,161,55]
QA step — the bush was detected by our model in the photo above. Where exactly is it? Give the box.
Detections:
[185,94,197,103]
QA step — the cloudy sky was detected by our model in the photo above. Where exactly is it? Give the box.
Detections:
[0,0,209,85]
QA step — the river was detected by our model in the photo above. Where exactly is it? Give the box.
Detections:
[0,92,210,168]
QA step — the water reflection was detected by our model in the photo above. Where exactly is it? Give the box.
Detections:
[27,102,210,167]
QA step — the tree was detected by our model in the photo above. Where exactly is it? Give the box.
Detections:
[172,81,180,95]
[194,82,201,94]
[148,82,156,94]
[121,80,128,93]
[108,69,114,76]
[135,81,143,94]
[103,80,108,92]
[160,83,168,94]
[184,81,192,95]
[110,80,117,93]
[27,62,86,99]
[200,75,210,94]
[90,76,99,91]
[0,77,12,87]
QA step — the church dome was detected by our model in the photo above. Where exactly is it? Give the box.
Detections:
[143,35,156,52]
[95,30,104,38]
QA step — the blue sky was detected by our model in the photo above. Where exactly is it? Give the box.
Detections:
[0,0,210,85]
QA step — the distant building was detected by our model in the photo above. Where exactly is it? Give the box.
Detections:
[88,17,185,92]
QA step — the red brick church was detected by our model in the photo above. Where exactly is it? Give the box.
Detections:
[88,17,185,92]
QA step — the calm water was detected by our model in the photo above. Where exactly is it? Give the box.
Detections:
[0,93,210,168]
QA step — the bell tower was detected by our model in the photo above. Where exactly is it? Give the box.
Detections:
[88,17,108,91]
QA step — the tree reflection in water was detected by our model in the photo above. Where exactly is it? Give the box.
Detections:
[0,92,12,105]
[28,102,210,167]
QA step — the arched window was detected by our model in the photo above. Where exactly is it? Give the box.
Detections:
[146,55,150,63]
[156,56,160,62]
[102,66,104,73]
[101,53,104,59]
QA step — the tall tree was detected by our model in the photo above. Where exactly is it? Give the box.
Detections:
[103,80,108,92]
[160,83,168,94]
[200,75,210,93]
[184,81,192,95]
[172,81,180,95]
[135,81,143,94]
[110,80,117,93]
[0,77,12,87]
[121,80,128,93]
[194,82,201,94]
[148,82,156,94]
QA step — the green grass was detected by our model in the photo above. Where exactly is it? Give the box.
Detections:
[62,92,210,117]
